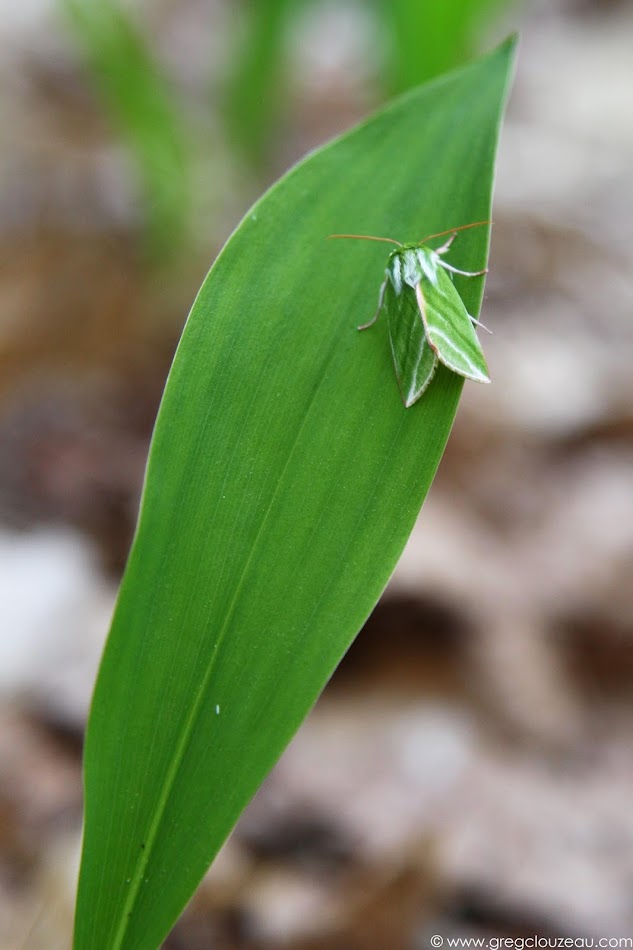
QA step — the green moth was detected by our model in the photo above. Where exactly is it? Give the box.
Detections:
[331,223,491,407]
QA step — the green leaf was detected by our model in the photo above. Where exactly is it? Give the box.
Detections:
[74,39,516,950]
[62,0,191,257]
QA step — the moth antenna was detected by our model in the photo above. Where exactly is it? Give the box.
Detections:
[419,220,492,244]
[328,234,402,247]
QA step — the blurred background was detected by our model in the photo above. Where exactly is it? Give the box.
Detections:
[1,0,632,947]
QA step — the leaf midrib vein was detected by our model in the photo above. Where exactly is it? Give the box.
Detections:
[111,333,341,948]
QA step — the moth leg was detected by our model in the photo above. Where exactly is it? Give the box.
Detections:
[358,278,387,330]
[435,232,457,255]
[439,260,488,278]
[468,313,492,334]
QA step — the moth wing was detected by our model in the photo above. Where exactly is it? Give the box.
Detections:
[416,268,490,383]
[384,277,438,407]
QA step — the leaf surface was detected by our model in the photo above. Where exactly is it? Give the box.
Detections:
[75,39,515,950]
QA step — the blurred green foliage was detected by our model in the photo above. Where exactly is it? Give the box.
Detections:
[224,0,303,169]
[61,0,515,254]
[379,0,514,93]
[62,0,191,259]
[226,0,515,165]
